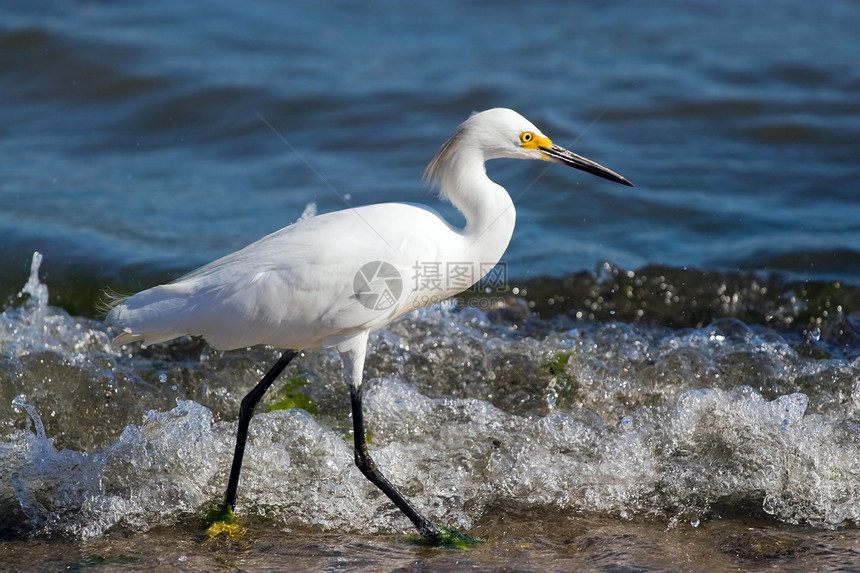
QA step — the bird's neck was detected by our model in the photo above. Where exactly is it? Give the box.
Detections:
[440,153,516,269]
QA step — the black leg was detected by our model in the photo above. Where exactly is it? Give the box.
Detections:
[224,349,299,510]
[350,383,442,543]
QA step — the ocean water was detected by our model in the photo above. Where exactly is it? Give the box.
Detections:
[2,1,860,571]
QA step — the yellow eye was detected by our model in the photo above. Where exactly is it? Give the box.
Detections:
[519,131,551,151]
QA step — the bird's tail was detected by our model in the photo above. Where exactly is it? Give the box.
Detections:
[96,287,130,318]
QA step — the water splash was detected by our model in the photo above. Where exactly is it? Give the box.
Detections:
[1,254,859,539]
[298,202,317,221]
[20,251,48,312]
[11,395,45,439]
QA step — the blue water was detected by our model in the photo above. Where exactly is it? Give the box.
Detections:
[2,1,859,292]
[2,3,860,570]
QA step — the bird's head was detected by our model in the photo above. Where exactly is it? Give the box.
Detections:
[426,108,633,187]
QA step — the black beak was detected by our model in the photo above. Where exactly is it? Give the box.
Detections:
[539,144,634,187]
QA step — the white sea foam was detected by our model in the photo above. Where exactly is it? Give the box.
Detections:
[1,253,859,538]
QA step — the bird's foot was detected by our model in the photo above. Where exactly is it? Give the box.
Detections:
[421,526,487,549]
[203,503,245,539]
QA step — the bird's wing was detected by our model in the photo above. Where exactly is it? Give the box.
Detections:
[108,203,447,351]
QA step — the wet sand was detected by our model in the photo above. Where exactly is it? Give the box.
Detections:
[3,512,859,572]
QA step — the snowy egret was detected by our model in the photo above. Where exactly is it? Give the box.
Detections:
[106,108,632,543]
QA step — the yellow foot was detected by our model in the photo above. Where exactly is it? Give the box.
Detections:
[203,504,245,539]
[206,520,246,539]
[420,526,487,549]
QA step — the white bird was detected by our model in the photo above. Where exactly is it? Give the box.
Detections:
[106,108,632,544]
